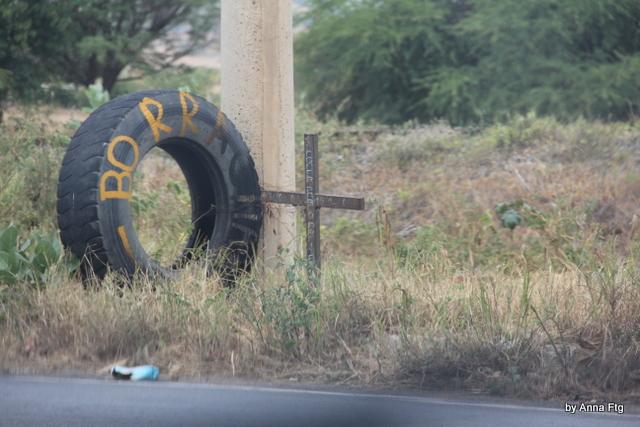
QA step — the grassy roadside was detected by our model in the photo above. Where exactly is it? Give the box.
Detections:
[1,108,640,402]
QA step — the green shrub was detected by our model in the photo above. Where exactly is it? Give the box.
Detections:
[495,201,546,231]
[257,258,322,357]
[0,224,74,285]
[82,80,110,112]
[296,0,640,125]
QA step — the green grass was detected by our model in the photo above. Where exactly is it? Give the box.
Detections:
[1,108,640,401]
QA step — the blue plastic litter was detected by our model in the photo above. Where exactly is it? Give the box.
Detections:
[111,365,159,381]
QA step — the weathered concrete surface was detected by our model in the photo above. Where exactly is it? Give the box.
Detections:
[221,0,297,265]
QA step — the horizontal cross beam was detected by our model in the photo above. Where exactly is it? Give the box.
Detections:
[262,191,365,211]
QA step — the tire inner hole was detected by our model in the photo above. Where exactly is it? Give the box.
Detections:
[131,146,193,266]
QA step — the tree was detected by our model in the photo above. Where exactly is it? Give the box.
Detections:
[296,0,640,125]
[48,0,219,93]
[453,0,640,122]
[0,0,219,106]
[0,1,66,115]
[295,0,461,124]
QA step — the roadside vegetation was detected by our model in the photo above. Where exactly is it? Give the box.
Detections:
[2,0,640,405]
[1,109,639,402]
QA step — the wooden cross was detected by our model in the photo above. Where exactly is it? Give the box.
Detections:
[262,134,365,276]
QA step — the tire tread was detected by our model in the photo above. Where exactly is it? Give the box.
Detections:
[57,90,174,279]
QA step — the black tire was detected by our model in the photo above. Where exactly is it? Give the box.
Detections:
[56,89,262,281]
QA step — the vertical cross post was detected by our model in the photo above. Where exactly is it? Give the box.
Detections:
[304,134,321,276]
[261,134,365,281]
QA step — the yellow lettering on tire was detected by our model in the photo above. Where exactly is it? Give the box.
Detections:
[107,135,139,172]
[180,92,200,136]
[99,170,133,201]
[117,225,134,260]
[139,97,173,142]
[99,135,140,201]
[206,109,226,145]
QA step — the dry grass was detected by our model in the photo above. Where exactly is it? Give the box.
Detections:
[1,109,640,401]
[132,148,192,264]
[2,252,639,401]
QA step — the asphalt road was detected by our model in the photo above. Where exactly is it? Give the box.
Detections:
[1,376,638,427]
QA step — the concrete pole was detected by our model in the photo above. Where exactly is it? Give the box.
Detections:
[221,0,297,266]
